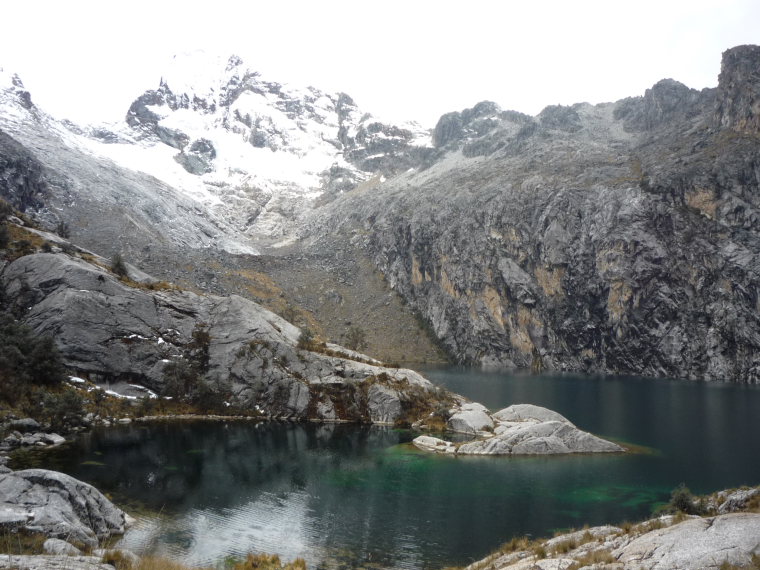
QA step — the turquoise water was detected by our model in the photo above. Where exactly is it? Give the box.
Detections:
[36,370,760,569]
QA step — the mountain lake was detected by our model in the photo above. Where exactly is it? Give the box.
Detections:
[15,368,760,569]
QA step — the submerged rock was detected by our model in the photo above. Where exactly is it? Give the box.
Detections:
[413,403,623,455]
[0,469,127,547]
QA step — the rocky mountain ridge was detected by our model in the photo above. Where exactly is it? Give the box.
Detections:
[304,44,760,382]
[2,46,760,382]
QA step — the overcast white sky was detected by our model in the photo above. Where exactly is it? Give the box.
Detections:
[1,0,759,127]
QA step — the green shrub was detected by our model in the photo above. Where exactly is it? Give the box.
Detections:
[111,253,128,278]
[669,483,704,515]
[343,325,367,351]
[0,223,8,249]
[0,312,66,397]
[55,220,70,238]
[163,359,199,399]
[0,199,12,220]
[297,327,315,350]
[40,389,84,429]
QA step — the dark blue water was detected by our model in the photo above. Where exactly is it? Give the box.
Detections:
[28,370,760,569]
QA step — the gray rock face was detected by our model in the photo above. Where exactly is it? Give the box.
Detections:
[307,45,760,383]
[2,431,66,450]
[447,402,494,434]
[174,137,217,174]
[0,251,450,423]
[614,513,760,569]
[0,469,127,547]
[716,487,760,514]
[413,403,622,455]
[715,44,760,134]
[493,404,572,425]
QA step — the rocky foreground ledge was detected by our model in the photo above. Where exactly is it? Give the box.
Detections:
[413,403,623,455]
[465,487,760,570]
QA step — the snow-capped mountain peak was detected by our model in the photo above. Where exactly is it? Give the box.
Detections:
[1,53,433,251]
[115,51,433,244]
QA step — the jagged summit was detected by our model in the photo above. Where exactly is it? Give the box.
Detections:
[0,68,33,111]
[116,50,433,244]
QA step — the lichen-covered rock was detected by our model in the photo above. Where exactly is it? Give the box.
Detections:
[0,469,127,547]
[464,502,760,569]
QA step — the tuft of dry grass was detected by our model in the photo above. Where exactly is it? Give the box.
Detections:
[135,556,214,570]
[230,553,307,570]
[568,549,616,570]
[499,536,530,554]
[718,554,760,570]
[0,530,48,555]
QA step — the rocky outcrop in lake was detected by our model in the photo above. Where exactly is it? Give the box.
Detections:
[413,403,623,455]
[305,45,760,383]
[0,242,451,424]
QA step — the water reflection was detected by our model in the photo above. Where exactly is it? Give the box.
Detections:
[43,371,760,569]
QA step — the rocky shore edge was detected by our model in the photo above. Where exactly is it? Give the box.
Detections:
[0,462,758,569]
[462,486,760,570]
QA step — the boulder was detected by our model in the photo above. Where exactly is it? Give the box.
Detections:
[0,469,127,547]
[412,435,457,454]
[447,402,494,434]
[43,538,82,555]
[40,433,66,446]
[9,418,40,433]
